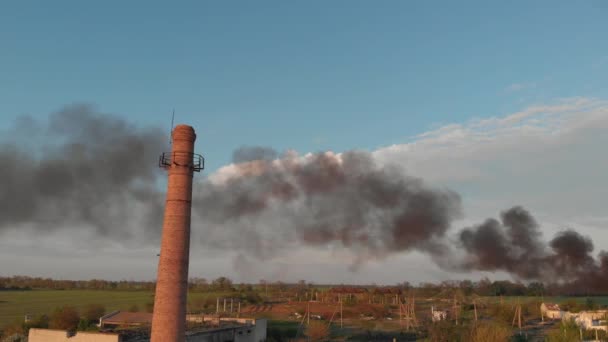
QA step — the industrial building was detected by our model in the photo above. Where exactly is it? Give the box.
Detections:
[28,329,121,342]
[29,317,267,342]
[539,303,608,335]
[540,302,563,319]
[563,310,608,332]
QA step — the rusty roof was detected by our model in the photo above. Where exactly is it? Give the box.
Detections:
[543,303,561,311]
[102,311,153,325]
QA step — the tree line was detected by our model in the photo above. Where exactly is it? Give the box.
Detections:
[0,304,106,341]
[1,275,604,296]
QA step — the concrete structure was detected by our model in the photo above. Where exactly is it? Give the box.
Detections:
[99,311,153,328]
[431,306,449,322]
[37,317,266,342]
[185,318,267,342]
[28,328,121,342]
[151,125,201,342]
[563,310,608,332]
[541,302,563,319]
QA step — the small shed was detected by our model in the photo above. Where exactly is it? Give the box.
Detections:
[540,303,562,319]
[431,306,449,322]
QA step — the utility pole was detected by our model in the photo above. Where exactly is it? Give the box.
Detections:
[307,301,310,326]
[541,306,544,322]
[595,329,598,341]
[402,295,418,331]
[340,296,343,328]
[473,299,478,322]
[399,297,403,328]
[512,301,522,331]
[452,295,459,325]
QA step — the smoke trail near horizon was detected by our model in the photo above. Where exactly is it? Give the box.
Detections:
[457,206,608,291]
[1,107,606,289]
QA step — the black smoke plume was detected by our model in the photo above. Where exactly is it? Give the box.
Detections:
[458,206,608,292]
[193,148,462,262]
[1,108,606,290]
[0,104,165,240]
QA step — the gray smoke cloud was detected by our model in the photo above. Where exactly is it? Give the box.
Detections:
[193,148,463,264]
[232,146,278,164]
[1,107,605,288]
[0,104,166,240]
[458,207,546,279]
[458,206,608,290]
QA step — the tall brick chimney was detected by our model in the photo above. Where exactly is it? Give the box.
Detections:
[151,125,203,342]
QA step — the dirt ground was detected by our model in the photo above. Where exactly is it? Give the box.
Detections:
[516,318,559,342]
[242,301,397,319]
[242,300,562,341]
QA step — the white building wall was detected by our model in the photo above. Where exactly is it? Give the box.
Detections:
[186,318,266,342]
[28,329,120,342]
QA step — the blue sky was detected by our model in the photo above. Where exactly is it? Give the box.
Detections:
[1,1,607,172]
[1,2,608,282]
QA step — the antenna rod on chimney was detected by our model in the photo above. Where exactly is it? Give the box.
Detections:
[169,109,175,145]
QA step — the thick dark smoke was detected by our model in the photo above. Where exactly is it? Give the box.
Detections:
[459,207,546,278]
[195,149,607,288]
[0,104,166,240]
[458,207,608,291]
[1,108,605,289]
[194,148,462,262]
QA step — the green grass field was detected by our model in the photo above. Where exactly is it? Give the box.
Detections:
[0,290,233,328]
[2,290,608,331]
[0,290,153,327]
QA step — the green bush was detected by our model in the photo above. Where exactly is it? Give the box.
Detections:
[242,291,263,304]
[49,306,80,331]
[559,299,581,313]
[468,321,512,342]
[267,325,298,342]
[83,303,105,322]
[425,320,468,342]
[545,319,580,342]
[487,303,516,325]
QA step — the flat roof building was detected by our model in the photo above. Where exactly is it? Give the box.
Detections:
[32,313,267,342]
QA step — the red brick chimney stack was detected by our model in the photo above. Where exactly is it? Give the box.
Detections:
[151,125,198,342]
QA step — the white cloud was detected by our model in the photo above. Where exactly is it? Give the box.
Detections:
[374,97,608,241]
